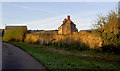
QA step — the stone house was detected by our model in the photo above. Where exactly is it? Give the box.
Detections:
[58,15,78,34]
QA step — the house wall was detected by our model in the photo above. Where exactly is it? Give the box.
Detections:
[62,21,72,34]
[58,26,63,34]
[71,23,77,33]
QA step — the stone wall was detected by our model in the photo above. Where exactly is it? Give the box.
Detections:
[25,33,102,49]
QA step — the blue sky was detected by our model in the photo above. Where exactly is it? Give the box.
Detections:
[1,2,118,31]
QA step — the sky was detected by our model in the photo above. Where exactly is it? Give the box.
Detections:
[1,0,120,2]
[1,2,118,31]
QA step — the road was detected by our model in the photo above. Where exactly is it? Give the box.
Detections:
[2,42,47,70]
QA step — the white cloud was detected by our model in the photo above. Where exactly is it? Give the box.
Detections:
[21,15,66,30]
[16,9,105,31]
[19,11,97,30]
[23,6,29,8]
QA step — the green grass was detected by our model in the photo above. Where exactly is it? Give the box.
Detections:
[8,42,120,70]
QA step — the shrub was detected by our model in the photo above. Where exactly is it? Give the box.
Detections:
[3,27,27,42]
[92,9,120,53]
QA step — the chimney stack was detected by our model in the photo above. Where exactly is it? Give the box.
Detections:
[64,18,67,22]
[63,18,67,24]
[67,15,70,20]
[63,21,65,24]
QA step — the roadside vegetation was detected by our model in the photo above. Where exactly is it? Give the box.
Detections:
[92,9,120,53]
[8,41,120,70]
[3,27,27,42]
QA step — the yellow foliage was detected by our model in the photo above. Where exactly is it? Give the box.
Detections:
[25,33,102,49]
[3,27,27,42]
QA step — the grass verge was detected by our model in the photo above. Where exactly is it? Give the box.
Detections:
[8,42,120,70]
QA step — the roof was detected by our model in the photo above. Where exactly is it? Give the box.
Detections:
[79,30,92,33]
[5,26,27,30]
[29,30,58,33]
[58,19,76,29]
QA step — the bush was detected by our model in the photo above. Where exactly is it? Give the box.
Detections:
[3,27,27,42]
[55,37,89,51]
[92,9,120,53]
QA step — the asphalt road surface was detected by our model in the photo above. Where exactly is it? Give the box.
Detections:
[2,42,47,70]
